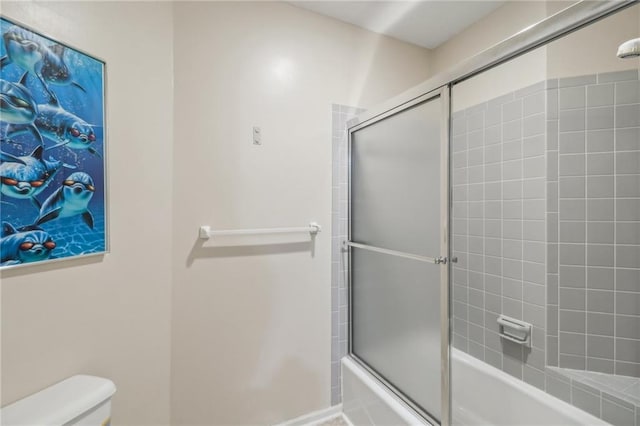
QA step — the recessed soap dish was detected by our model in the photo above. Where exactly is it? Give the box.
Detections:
[497,315,532,347]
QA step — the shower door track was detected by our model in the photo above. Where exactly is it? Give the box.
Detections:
[349,352,438,425]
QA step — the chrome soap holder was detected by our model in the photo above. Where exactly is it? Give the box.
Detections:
[497,315,532,347]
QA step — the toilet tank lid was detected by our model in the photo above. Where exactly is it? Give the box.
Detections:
[0,375,116,426]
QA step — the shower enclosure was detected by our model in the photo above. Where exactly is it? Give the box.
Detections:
[347,88,449,424]
[339,1,640,425]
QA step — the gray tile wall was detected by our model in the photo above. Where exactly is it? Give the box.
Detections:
[550,70,640,377]
[546,367,640,426]
[332,71,640,423]
[551,366,640,423]
[331,104,364,405]
[451,70,640,425]
[451,80,548,384]
[547,77,560,368]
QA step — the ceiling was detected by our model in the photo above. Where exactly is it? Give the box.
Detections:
[289,1,505,49]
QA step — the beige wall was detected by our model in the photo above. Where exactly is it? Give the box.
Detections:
[438,1,639,111]
[430,1,549,76]
[430,1,549,111]
[452,48,547,111]
[0,2,174,425]
[9,1,632,425]
[170,2,431,425]
[547,3,640,78]
[0,1,431,426]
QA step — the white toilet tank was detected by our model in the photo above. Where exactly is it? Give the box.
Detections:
[0,375,116,426]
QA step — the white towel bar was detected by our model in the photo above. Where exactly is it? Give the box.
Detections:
[199,222,321,239]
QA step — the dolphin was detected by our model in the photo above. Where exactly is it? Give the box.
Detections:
[6,90,100,156]
[0,74,43,145]
[0,222,56,266]
[0,25,85,98]
[36,171,96,229]
[0,145,72,208]
[0,150,25,165]
[0,75,38,123]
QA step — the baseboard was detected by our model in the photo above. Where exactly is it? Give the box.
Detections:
[274,404,343,426]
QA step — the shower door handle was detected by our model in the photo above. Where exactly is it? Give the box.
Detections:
[434,256,447,264]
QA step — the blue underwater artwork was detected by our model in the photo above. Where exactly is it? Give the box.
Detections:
[0,16,106,268]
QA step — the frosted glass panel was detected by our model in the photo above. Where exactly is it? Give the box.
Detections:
[352,247,441,419]
[351,99,441,257]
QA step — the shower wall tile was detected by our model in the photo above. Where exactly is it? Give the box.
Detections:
[547,79,560,370]
[546,373,572,402]
[571,385,601,418]
[560,74,597,88]
[616,80,640,105]
[588,130,614,152]
[451,83,547,384]
[617,104,640,128]
[523,365,547,390]
[331,104,365,405]
[560,132,585,154]
[587,83,614,107]
[603,398,635,426]
[332,71,640,416]
[587,106,614,130]
[618,128,640,151]
[559,109,585,132]
[553,70,640,378]
[559,86,585,110]
[454,70,640,425]
[597,69,639,84]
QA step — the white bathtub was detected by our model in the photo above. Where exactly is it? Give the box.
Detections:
[342,349,608,426]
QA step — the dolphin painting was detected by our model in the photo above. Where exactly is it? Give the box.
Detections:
[0,25,85,98]
[36,171,96,229]
[0,74,43,144]
[0,222,55,266]
[0,145,71,207]
[6,92,100,157]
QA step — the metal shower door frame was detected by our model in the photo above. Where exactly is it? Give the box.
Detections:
[343,1,637,425]
[346,85,451,426]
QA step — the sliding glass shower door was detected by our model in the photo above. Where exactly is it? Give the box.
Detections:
[348,88,450,424]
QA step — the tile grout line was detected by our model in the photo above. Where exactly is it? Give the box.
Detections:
[582,84,588,369]
[612,79,617,371]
